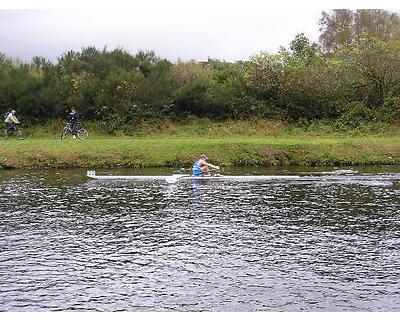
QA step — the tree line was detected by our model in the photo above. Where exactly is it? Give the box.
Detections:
[0,9,399,132]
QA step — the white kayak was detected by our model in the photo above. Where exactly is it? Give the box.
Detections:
[86,170,302,184]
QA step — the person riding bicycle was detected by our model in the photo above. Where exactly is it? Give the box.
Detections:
[69,107,79,139]
[4,110,20,135]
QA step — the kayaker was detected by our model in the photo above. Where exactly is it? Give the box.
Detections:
[192,154,220,176]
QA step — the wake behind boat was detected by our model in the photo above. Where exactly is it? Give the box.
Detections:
[86,170,302,183]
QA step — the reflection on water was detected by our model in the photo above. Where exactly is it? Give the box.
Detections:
[0,166,400,311]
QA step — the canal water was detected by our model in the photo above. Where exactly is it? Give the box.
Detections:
[0,166,399,311]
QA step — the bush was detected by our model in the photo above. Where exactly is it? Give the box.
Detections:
[97,102,176,134]
[377,95,400,123]
[336,102,377,129]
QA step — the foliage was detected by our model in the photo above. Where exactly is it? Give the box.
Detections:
[377,95,400,122]
[336,101,377,129]
[319,9,400,53]
[1,9,400,132]
[338,38,400,108]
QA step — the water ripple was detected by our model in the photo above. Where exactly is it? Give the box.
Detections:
[0,168,399,311]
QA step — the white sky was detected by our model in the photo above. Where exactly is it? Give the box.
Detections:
[0,0,398,63]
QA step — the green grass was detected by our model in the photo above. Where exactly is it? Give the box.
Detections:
[1,135,399,169]
[1,118,399,169]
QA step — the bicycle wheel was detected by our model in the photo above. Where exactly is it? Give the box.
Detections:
[77,128,88,140]
[60,128,68,140]
[4,128,9,140]
[17,128,25,140]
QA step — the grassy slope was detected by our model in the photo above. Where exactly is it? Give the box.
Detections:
[1,135,399,169]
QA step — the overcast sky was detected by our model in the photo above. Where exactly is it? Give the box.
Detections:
[0,1,397,63]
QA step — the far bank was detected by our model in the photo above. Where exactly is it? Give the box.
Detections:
[0,136,399,170]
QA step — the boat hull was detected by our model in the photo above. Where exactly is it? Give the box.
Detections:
[86,171,301,181]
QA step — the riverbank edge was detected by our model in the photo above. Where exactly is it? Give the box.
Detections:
[1,137,399,170]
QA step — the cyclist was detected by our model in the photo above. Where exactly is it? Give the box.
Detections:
[69,107,79,139]
[4,110,20,136]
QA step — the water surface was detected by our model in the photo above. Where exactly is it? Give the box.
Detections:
[0,166,399,311]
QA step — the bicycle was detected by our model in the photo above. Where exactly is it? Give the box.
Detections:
[60,121,89,140]
[3,124,24,140]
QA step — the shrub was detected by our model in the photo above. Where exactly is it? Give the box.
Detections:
[336,101,377,129]
[377,95,400,123]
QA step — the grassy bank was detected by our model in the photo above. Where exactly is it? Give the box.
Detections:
[1,135,399,170]
[25,118,400,138]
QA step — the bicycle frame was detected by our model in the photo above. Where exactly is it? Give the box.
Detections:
[61,121,88,140]
[62,121,73,133]
[4,124,23,139]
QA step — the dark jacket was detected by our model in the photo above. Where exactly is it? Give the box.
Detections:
[70,111,79,124]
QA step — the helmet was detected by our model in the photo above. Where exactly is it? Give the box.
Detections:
[200,154,208,160]
[11,110,16,114]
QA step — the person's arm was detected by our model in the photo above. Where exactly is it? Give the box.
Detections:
[11,114,19,124]
[204,161,220,170]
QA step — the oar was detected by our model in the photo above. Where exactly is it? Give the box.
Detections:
[165,167,222,184]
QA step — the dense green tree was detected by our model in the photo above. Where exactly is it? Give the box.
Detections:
[289,33,319,61]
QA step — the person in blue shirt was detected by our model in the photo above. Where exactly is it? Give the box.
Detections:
[192,154,220,176]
